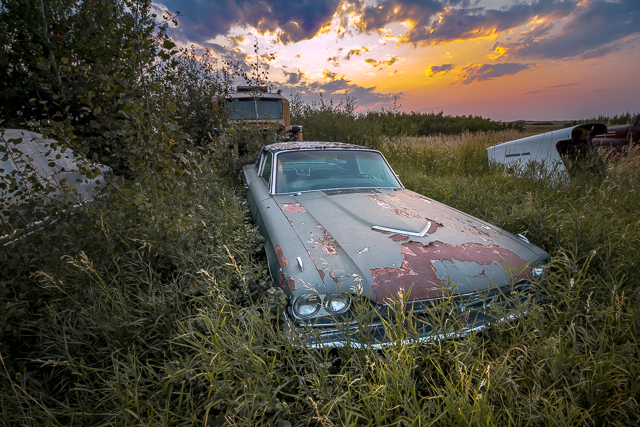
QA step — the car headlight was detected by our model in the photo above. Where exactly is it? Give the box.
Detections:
[531,265,545,277]
[292,294,322,318]
[324,294,350,314]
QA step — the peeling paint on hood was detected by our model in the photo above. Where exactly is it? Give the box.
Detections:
[275,188,545,303]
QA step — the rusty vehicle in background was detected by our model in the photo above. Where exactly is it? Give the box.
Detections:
[487,123,607,178]
[592,113,640,152]
[1,129,112,243]
[213,86,302,154]
[243,141,550,348]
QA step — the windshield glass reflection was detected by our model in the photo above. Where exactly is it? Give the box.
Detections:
[275,150,402,194]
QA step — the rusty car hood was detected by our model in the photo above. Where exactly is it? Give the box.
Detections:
[274,188,548,303]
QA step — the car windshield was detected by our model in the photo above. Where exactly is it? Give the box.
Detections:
[226,99,283,120]
[275,149,402,194]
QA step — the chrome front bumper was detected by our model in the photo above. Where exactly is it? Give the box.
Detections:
[282,283,536,349]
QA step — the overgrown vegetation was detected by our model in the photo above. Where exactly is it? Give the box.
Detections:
[2,1,639,425]
[290,95,514,144]
[4,125,639,425]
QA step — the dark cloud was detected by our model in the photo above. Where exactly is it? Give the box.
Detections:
[209,44,228,55]
[355,0,638,60]
[345,47,369,60]
[523,82,579,95]
[459,63,530,84]
[227,35,246,47]
[203,45,252,72]
[364,56,402,70]
[323,70,339,81]
[327,56,340,66]
[355,0,443,34]
[523,89,546,95]
[282,69,306,85]
[157,0,341,45]
[426,63,455,76]
[156,0,639,66]
[501,0,640,59]
[546,83,579,88]
[281,69,396,108]
[398,0,575,45]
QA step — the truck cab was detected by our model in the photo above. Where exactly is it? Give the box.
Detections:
[213,86,303,154]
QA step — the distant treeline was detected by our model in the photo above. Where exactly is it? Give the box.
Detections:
[576,111,639,126]
[290,95,514,145]
[361,110,514,137]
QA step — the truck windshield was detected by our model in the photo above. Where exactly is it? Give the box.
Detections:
[275,149,402,194]
[226,99,283,120]
[257,99,283,119]
[226,100,255,120]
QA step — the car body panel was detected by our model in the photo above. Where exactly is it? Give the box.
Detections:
[487,123,606,177]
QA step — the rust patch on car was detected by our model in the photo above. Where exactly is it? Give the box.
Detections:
[275,244,288,268]
[370,240,530,303]
[390,234,408,242]
[279,271,296,292]
[407,193,433,203]
[466,220,491,237]
[279,203,307,213]
[330,272,340,285]
[426,221,440,234]
[267,141,358,151]
[366,193,424,219]
[317,268,326,280]
[316,231,338,255]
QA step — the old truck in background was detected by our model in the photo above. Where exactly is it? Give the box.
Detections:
[213,85,303,154]
[592,113,640,151]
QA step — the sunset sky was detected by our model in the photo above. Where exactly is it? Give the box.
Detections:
[155,0,639,121]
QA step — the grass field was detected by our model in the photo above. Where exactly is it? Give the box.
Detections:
[1,131,639,426]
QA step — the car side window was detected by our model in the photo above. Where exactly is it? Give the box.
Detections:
[260,151,272,184]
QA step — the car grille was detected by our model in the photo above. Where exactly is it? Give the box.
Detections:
[289,282,536,348]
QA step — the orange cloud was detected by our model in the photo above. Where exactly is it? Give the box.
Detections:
[425,64,455,77]
[365,55,403,70]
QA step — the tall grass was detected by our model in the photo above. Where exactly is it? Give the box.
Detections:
[1,131,639,426]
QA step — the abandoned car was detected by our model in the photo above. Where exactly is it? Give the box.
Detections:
[1,129,112,241]
[487,123,607,178]
[243,142,551,347]
[592,113,640,151]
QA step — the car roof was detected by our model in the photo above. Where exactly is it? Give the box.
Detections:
[263,141,371,152]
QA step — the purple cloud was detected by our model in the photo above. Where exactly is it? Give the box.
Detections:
[459,63,531,84]
[157,0,341,45]
[500,0,640,59]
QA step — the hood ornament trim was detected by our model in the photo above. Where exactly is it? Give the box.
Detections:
[372,221,432,237]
